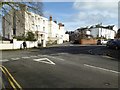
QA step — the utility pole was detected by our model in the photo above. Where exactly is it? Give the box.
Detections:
[100,23,102,39]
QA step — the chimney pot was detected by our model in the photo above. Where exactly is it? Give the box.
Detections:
[49,16,52,21]
[54,21,57,23]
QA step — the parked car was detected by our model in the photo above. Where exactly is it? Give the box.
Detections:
[101,40,108,45]
[111,40,120,50]
[106,39,120,50]
[97,39,108,45]
[106,39,114,48]
[97,40,102,45]
[73,40,79,44]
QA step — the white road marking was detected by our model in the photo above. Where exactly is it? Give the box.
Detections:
[37,55,43,57]
[33,58,55,65]
[88,50,93,54]
[102,56,115,59]
[11,58,20,60]
[0,59,9,62]
[84,64,119,74]
[57,53,69,55]
[38,55,64,61]
[69,44,73,46]
[50,54,58,56]
[30,56,38,58]
[22,57,30,59]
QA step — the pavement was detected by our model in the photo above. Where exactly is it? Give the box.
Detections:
[0,43,120,89]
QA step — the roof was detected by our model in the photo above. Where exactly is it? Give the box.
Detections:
[76,25,116,32]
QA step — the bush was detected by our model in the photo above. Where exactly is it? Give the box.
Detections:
[13,31,37,41]
[13,36,25,40]
[26,31,37,41]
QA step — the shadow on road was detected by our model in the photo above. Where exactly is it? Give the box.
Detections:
[36,45,120,62]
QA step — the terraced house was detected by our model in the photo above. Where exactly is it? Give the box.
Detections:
[76,24,117,39]
[2,5,69,45]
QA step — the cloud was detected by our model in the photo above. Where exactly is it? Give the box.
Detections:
[64,22,82,31]
[73,2,118,12]
[63,1,119,30]
[74,0,119,2]
[43,1,119,31]
[70,1,118,27]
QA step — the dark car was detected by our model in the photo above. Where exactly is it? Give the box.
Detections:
[111,40,120,50]
[106,39,114,48]
[106,39,120,50]
[73,40,79,44]
[97,40,101,45]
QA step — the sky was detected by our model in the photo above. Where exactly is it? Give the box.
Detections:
[0,9,2,35]
[43,0,119,31]
[0,0,119,33]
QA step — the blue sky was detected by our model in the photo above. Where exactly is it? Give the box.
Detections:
[43,2,77,22]
[43,1,118,31]
[0,0,119,34]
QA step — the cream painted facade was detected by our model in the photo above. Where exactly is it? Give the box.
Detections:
[76,25,116,40]
[90,27,116,39]
[2,9,69,45]
[24,11,49,44]
[48,20,59,41]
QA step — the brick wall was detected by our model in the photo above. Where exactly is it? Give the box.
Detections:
[80,39,97,45]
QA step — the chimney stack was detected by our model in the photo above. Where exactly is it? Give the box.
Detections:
[19,4,28,11]
[58,23,62,26]
[58,23,64,29]
[49,16,52,21]
[54,20,57,24]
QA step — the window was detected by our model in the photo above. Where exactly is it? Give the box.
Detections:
[38,18,40,22]
[36,25,38,30]
[38,25,40,29]
[43,20,45,24]
[43,27,45,31]
[32,25,35,30]
[31,16,34,22]
[35,16,37,20]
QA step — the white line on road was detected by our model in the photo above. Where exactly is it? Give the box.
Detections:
[11,58,20,60]
[37,55,43,57]
[88,50,92,53]
[0,59,9,62]
[57,53,69,55]
[22,57,30,59]
[102,56,115,59]
[38,55,65,61]
[84,64,119,74]
[33,58,55,65]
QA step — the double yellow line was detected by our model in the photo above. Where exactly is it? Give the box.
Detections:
[0,65,22,90]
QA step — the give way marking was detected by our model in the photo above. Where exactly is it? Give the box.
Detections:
[33,58,55,65]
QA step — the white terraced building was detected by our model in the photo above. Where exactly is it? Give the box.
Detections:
[77,25,117,39]
[2,6,69,45]
[89,26,117,39]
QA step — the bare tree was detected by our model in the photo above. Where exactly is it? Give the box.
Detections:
[0,1,43,27]
[0,1,43,16]
[0,1,43,38]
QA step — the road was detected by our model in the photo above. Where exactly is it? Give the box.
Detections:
[1,44,120,89]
